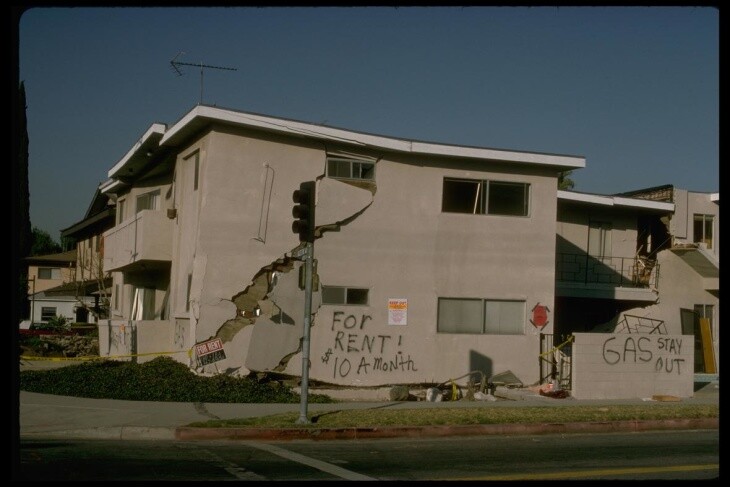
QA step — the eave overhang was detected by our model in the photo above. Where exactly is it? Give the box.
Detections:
[558,190,675,213]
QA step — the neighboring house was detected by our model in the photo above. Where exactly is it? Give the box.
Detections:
[25,250,76,323]
[98,104,585,387]
[555,186,719,376]
[26,189,116,325]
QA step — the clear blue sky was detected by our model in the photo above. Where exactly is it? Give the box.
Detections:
[18,6,719,240]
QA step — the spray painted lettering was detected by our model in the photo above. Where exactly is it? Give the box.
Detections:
[602,336,685,375]
[324,311,417,378]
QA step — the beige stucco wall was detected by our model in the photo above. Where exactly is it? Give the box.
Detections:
[556,204,639,259]
[571,332,694,399]
[27,265,75,294]
[170,126,559,387]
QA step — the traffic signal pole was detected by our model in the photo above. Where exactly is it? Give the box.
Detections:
[291,181,316,425]
[296,240,314,424]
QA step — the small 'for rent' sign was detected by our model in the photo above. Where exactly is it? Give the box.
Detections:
[195,338,226,366]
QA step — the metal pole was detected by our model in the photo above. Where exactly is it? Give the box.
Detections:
[199,63,204,104]
[30,277,35,323]
[296,241,314,424]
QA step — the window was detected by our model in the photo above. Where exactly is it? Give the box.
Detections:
[186,274,192,312]
[185,151,200,191]
[131,286,156,320]
[442,178,529,216]
[38,268,62,280]
[693,214,713,250]
[41,307,57,322]
[327,157,375,181]
[117,199,126,224]
[136,190,160,213]
[321,286,369,305]
[437,298,525,335]
[113,284,120,311]
[588,221,612,259]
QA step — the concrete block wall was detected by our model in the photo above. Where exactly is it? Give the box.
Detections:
[571,332,693,399]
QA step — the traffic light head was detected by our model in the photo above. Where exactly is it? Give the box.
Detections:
[292,181,316,242]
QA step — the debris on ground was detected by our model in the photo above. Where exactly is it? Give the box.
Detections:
[651,394,681,402]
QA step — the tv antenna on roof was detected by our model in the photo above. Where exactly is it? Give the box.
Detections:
[170,52,237,105]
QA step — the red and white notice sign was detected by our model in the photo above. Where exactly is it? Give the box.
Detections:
[388,298,408,325]
[195,338,226,366]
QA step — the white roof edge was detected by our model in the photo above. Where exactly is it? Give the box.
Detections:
[108,123,167,178]
[558,190,674,211]
[100,178,124,195]
[711,192,719,202]
[159,105,585,168]
[613,197,674,212]
[558,190,614,206]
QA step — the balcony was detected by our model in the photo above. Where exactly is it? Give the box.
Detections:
[103,210,173,272]
[556,253,660,301]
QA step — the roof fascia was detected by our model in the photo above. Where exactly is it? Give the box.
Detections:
[558,190,674,212]
[160,105,586,171]
[108,123,167,178]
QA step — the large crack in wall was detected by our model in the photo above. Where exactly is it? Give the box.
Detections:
[210,176,377,377]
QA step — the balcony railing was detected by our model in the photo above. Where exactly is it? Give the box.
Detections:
[556,252,659,290]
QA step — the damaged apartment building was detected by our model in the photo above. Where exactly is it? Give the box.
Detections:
[554,185,719,375]
[97,104,718,393]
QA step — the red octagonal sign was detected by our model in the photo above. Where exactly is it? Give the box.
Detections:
[531,303,549,329]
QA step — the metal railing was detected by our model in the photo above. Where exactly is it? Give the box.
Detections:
[614,314,667,334]
[556,253,659,289]
[539,333,573,389]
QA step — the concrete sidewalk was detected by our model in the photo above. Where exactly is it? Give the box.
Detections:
[18,380,719,442]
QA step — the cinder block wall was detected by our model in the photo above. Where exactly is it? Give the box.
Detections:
[571,333,694,399]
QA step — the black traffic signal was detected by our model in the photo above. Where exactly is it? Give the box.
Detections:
[292,181,316,242]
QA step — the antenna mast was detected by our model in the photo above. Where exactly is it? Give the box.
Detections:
[170,52,237,104]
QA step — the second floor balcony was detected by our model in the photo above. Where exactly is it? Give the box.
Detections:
[103,210,173,272]
[556,252,660,301]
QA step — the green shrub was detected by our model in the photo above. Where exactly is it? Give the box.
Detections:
[19,356,336,404]
[33,315,71,333]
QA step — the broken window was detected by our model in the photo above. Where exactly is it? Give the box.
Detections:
[441,178,530,216]
[327,157,375,181]
[693,214,713,249]
[322,286,369,305]
[437,297,525,335]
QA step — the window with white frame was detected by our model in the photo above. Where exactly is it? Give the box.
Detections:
[136,190,160,214]
[693,214,713,250]
[442,178,530,216]
[38,267,62,280]
[326,157,375,181]
[41,307,57,321]
[437,297,525,335]
[321,286,369,305]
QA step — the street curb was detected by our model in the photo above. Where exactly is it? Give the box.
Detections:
[175,418,719,441]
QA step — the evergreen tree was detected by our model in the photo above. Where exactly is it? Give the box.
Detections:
[15,81,33,322]
[30,227,63,256]
[558,171,575,190]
